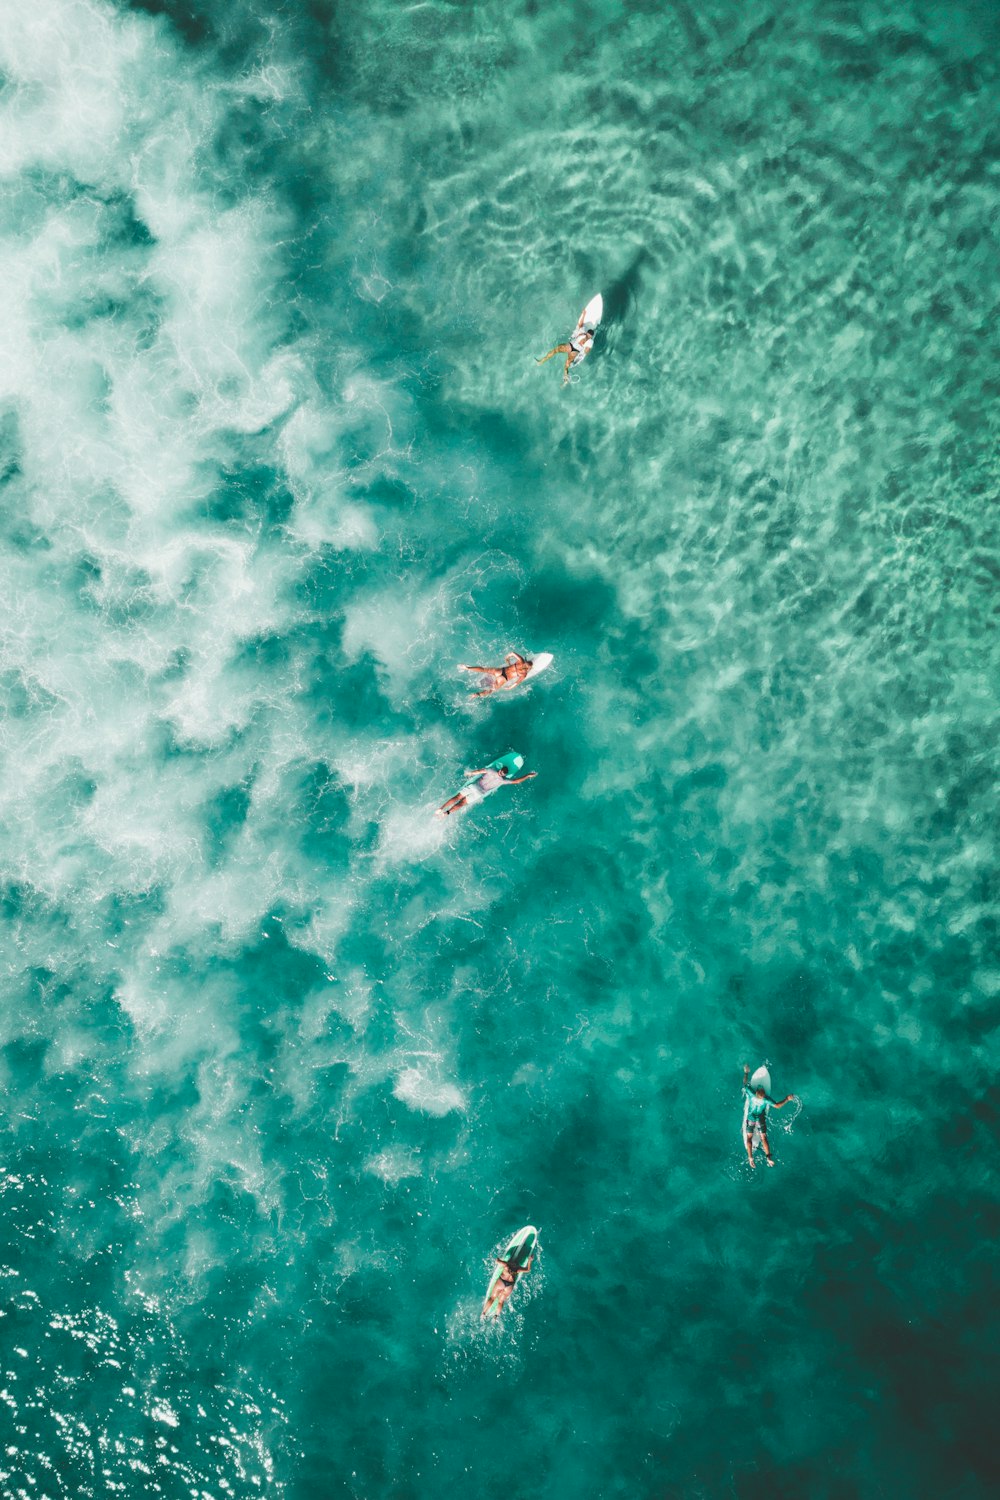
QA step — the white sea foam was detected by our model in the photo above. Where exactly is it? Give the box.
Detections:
[393,1067,466,1117]
[377,802,449,864]
[364,1148,423,1183]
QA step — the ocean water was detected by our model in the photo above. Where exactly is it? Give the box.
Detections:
[0,0,998,1495]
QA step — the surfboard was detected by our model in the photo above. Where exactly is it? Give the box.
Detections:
[567,293,603,372]
[579,292,603,332]
[522,652,553,683]
[482,1225,537,1320]
[742,1065,771,1148]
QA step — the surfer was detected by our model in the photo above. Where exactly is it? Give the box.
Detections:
[742,1064,795,1168]
[536,324,595,385]
[436,762,537,816]
[458,652,533,696]
[488,1252,533,1316]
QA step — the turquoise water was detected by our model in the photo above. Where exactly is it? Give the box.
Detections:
[1,0,998,1494]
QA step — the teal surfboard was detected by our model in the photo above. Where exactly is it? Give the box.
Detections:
[486,751,523,776]
[448,751,524,805]
[482,1224,537,1320]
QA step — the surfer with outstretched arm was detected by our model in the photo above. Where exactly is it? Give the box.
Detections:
[458,652,533,696]
[742,1064,795,1168]
[489,1253,533,1316]
[436,762,537,817]
[536,324,594,385]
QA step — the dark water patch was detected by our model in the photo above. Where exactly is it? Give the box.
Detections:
[0,406,23,489]
[277,759,354,867]
[127,0,216,46]
[310,649,393,734]
[219,918,330,1015]
[202,780,253,865]
[204,461,295,530]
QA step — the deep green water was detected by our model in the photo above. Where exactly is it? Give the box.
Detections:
[1,0,998,1495]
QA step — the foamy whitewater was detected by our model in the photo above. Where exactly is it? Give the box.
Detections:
[0,1,997,1496]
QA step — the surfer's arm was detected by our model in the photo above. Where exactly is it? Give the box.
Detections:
[772,1096,794,1108]
[464,768,488,777]
[506,772,537,785]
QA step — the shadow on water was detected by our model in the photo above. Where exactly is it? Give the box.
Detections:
[600,246,652,330]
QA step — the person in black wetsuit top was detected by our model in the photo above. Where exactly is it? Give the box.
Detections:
[459,652,533,696]
[489,1251,533,1315]
[536,322,595,385]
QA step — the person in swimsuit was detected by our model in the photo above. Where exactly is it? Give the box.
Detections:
[489,1252,533,1316]
[458,652,533,696]
[536,322,595,385]
[742,1064,796,1168]
[435,761,537,816]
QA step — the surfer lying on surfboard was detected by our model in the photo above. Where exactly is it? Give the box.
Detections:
[742,1063,795,1168]
[459,652,533,695]
[484,1252,533,1318]
[536,325,595,385]
[536,293,602,385]
[435,761,537,816]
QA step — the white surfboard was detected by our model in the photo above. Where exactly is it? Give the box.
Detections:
[742,1065,771,1147]
[579,292,603,331]
[523,652,553,683]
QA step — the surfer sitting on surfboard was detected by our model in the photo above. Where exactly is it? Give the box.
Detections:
[742,1063,795,1168]
[458,652,533,696]
[436,762,537,816]
[487,1253,533,1316]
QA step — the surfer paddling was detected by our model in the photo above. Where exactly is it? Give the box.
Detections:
[536,323,595,385]
[436,761,537,817]
[483,1252,533,1318]
[742,1064,795,1168]
[459,652,533,696]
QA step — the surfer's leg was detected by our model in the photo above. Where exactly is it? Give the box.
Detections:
[760,1128,775,1165]
[745,1130,756,1167]
[461,666,504,693]
[536,344,571,365]
[436,795,467,816]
